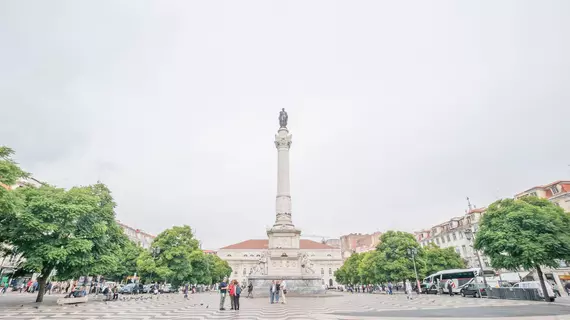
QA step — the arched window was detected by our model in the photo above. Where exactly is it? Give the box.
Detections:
[227,254,232,257]
[329,268,332,275]
[329,279,333,287]
[281,252,288,257]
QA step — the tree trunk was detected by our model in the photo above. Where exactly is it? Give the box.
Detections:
[35,275,47,303]
[536,265,551,302]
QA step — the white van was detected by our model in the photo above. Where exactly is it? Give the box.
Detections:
[513,281,556,301]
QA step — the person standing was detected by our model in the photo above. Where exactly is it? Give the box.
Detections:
[388,282,393,295]
[247,282,253,298]
[269,280,276,304]
[446,279,453,296]
[280,280,287,304]
[565,281,570,296]
[184,283,189,299]
[233,280,241,310]
[218,277,228,311]
[274,281,281,303]
[229,280,236,310]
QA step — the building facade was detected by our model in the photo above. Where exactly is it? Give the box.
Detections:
[415,208,490,269]
[340,232,382,260]
[217,239,343,288]
[117,221,156,249]
[515,180,570,212]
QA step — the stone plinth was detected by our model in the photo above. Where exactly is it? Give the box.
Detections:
[248,275,325,297]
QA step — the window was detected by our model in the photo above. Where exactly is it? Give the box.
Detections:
[436,238,440,244]
[446,235,451,242]
[321,268,324,275]
[322,279,325,285]
[530,192,537,197]
[452,233,457,241]
[456,247,461,255]
[244,254,248,257]
[462,245,467,255]
[459,232,463,239]
[551,185,560,194]
[243,268,246,275]
[441,237,446,244]
[329,268,332,275]
[227,254,232,257]
[234,270,238,275]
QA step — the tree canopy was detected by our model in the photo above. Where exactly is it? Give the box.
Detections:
[335,230,465,286]
[475,196,570,301]
[0,182,125,302]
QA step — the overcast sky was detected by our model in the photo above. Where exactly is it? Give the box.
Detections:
[1,1,569,249]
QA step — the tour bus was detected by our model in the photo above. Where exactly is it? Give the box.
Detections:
[422,268,496,294]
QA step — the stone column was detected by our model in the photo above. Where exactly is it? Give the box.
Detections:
[274,127,294,227]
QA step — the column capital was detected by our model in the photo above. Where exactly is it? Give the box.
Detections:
[275,128,292,149]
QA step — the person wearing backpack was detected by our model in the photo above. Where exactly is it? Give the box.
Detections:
[233,280,241,310]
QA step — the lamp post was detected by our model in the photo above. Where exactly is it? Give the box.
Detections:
[464,229,488,293]
[407,248,420,294]
[151,247,161,286]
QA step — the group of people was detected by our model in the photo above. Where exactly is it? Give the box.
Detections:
[269,280,287,304]
[217,278,288,311]
[218,278,244,310]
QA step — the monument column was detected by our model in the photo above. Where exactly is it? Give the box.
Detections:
[274,110,294,228]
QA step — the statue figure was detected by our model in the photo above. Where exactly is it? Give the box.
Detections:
[279,108,288,128]
[252,252,268,275]
[300,253,315,274]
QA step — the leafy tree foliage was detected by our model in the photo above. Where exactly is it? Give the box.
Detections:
[335,252,363,285]
[207,254,232,284]
[107,238,144,282]
[374,231,424,283]
[422,243,465,276]
[1,182,125,302]
[475,196,570,301]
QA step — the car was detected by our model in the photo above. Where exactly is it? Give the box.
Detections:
[142,284,155,293]
[119,283,142,294]
[512,281,556,302]
[460,283,487,298]
[421,283,439,294]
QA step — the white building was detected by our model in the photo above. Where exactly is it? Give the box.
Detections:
[217,239,343,287]
[415,208,490,269]
[117,221,155,249]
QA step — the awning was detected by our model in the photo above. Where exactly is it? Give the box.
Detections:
[559,275,570,280]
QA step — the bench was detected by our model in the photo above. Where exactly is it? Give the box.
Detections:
[57,296,89,305]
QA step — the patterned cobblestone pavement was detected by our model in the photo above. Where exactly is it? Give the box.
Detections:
[1,292,570,319]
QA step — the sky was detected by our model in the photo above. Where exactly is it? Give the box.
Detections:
[1,1,569,249]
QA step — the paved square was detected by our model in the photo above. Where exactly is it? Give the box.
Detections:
[2,292,570,319]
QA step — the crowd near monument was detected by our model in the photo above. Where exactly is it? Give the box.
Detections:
[217,109,342,296]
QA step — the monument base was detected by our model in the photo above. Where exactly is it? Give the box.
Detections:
[247,275,325,297]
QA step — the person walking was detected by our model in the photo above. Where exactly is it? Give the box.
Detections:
[219,277,228,311]
[405,280,413,300]
[229,280,236,310]
[233,280,241,310]
[388,282,393,295]
[280,280,287,304]
[247,282,253,298]
[565,281,570,296]
[269,280,276,304]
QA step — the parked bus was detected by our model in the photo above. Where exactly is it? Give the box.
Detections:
[422,268,496,294]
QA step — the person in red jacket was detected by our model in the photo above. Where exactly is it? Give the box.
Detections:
[228,280,236,310]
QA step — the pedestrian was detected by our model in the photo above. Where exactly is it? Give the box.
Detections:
[388,282,393,295]
[565,281,570,296]
[247,282,253,298]
[46,282,52,295]
[184,283,189,299]
[229,280,236,310]
[446,279,453,296]
[274,280,281,303]
[218,277,228,311]
[233,280,241,310]
[280,279,287,304]
[269,280,276,304]
[405,280,413,300]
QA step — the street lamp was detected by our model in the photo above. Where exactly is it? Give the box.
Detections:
[407,247,420,294]
[464,229,488,293]
[150,247,161,285]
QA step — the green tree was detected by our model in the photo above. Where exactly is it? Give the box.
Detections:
[108,238,144,282]
[422,243,465,276]
[357,251,378,284]
[207,254,232,284]
[474,196,570,301]
[375,231,424,283]
[150,225,200,287]
[337,252,363,285]
[0,182,125,302]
